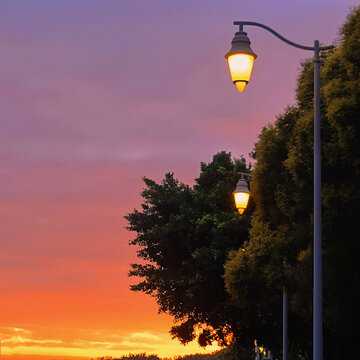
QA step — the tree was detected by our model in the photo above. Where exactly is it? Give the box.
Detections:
[125,152,252,356]
[224,7,360,359]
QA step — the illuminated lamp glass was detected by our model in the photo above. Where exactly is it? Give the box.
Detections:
[225,31,257,92]
[233,177,250,215]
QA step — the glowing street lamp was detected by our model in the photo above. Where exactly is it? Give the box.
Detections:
[233,173,250,215]
[225,21,334,360]
[225,30,257,92]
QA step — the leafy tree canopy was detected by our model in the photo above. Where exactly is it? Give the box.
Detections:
[125,152,252,349]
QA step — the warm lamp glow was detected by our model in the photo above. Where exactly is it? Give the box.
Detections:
[233,176,250,215]
[235,81,246,92]
[225,30,257,92]
[234,192,250,214]
[227,53,255,92]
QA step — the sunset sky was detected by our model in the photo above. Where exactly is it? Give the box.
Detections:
[0,1,357,359]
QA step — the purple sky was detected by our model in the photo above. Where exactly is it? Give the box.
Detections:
[1,0,356,168]
[0,1,357,359]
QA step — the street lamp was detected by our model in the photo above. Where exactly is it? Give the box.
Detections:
[225,22,334,360]
[225,31,257,92]
[233,173,250,215]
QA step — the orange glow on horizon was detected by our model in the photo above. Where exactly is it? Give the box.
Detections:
[0,164,220,360]
[0,326,220,360]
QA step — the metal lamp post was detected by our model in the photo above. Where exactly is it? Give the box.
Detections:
[283,258,288,360]
[225,22,334,360]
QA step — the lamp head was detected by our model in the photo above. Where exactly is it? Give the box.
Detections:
[233,177,250,215]
[225,31,257,92]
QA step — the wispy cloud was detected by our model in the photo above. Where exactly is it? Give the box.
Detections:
[131,332,161,341]
[0,326,218,359]
[0,327,63,348]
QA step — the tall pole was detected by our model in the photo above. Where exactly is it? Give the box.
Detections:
[313,40,323,360]
[283,281,288,360]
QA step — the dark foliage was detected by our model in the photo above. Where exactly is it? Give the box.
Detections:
[96,354,160,360]
[96,351,223,360]
[125,152,252,348]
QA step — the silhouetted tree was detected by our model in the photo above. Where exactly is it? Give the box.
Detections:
[125,152,252,354]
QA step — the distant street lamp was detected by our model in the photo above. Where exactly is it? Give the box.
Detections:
[232,173,250,215]
[225,21,334,360]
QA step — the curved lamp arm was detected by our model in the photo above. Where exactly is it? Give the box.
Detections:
[234,21,334,51]
[238,172,251,179]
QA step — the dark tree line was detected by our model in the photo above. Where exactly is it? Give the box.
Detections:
[125,152,253,358]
